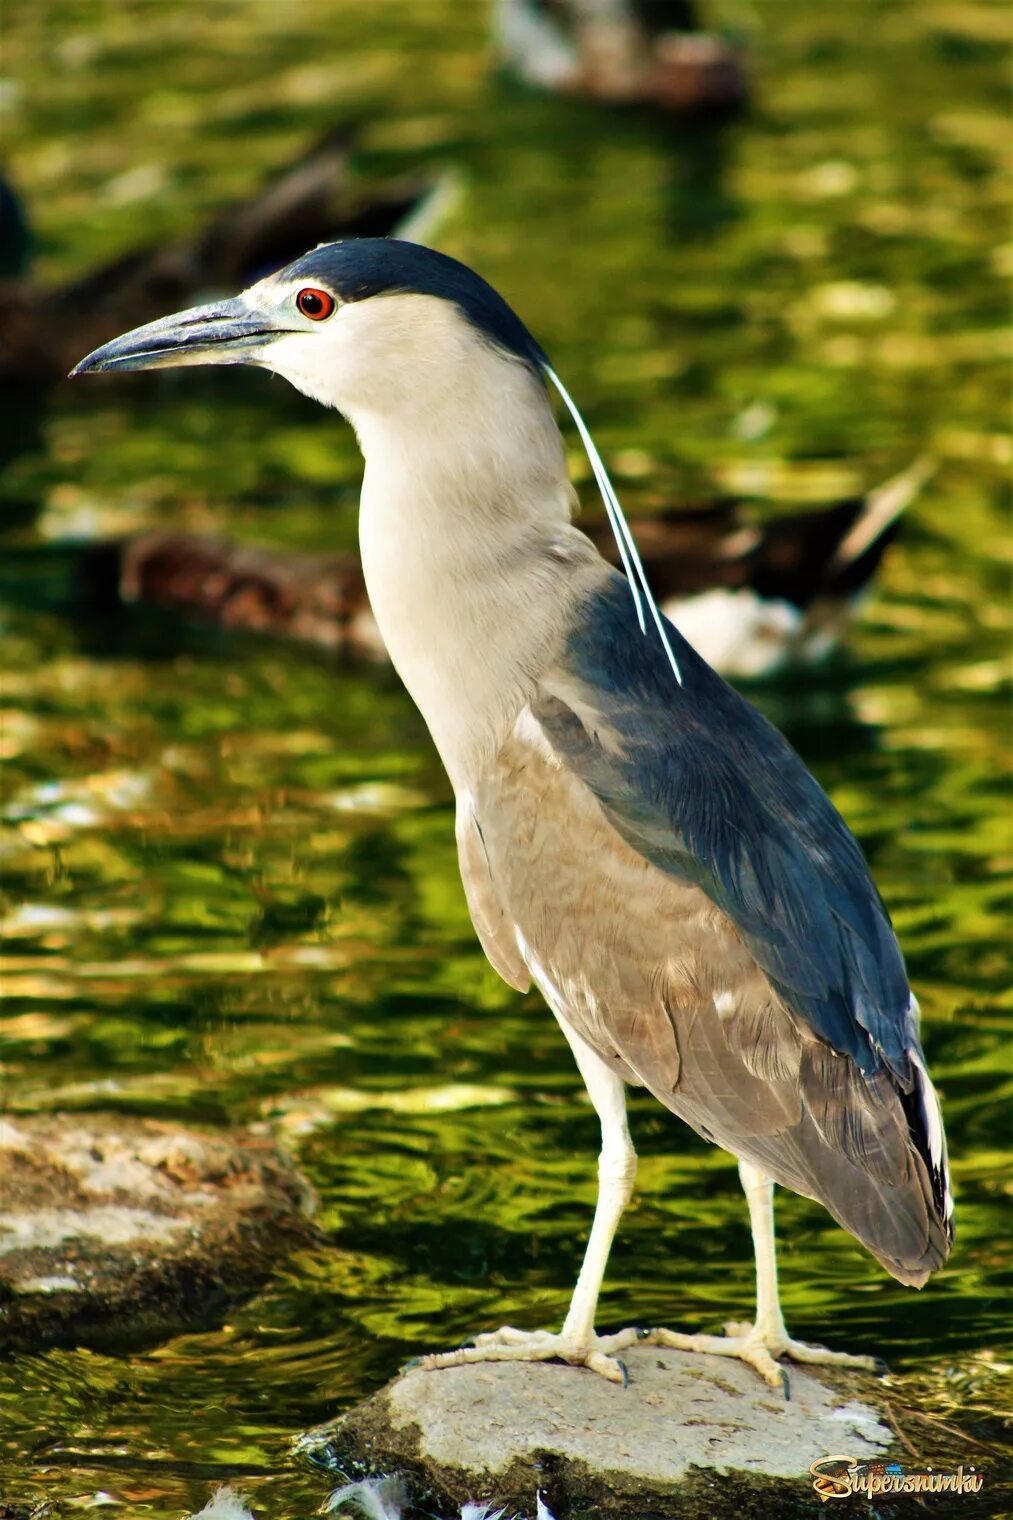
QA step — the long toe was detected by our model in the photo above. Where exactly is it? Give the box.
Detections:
[780,1337,881,1372]
[642,1324,880,1388]
[472,1325,558,1349]
[737,1339,787,1390]
[414,1328,636,1383]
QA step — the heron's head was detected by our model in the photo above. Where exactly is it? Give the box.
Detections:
[71,238,677,673]
[71,238,548,423]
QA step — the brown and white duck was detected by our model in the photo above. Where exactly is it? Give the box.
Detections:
[91,458,930,680]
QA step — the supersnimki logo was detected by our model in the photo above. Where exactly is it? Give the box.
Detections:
[810,1454,985,1501]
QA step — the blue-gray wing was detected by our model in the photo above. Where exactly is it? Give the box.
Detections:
[532,571,949,1270]
[535,576,914,1082]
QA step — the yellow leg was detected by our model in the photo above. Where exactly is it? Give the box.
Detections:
[417,1026,639,1384]
[415,1078,882,1392]
[644,1161,881,1394]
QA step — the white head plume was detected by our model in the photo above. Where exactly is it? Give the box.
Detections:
[544,365,683,687]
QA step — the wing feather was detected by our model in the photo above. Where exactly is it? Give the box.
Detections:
[454,569,951,1281]
[521,571,953,1274]
[534,577,915,1078]
[456,794,530,993]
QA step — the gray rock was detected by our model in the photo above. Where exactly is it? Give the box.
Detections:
[0,1112,317,1352]
[303,1346,894,1518]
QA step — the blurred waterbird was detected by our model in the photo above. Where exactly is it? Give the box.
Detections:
[496,0,748,116]
[0,132,445,388]
[73,238,953,1390]
[613,457,932,679]
[88,458,928,675]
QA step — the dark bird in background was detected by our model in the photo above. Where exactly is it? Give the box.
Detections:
[0,133,443,389]
[72,239,952,1388]
[85,459,928,679]
[497,0,748,116]
[592,457,933,678]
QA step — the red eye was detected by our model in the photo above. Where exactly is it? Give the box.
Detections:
[296,287,335,321]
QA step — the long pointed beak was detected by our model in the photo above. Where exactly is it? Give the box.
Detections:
[70,295,293,377]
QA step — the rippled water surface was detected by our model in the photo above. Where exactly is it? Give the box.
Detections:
[1,1,1010,1514]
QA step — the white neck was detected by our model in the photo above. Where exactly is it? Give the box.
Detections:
[350,355,595,789]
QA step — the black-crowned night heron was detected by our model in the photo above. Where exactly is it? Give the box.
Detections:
[73,239,953,1389]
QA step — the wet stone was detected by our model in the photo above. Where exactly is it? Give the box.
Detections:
[303,1345,895,1519]
[0,1113,317,1352]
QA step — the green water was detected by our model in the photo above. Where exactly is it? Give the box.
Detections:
[1,1,1010,1514]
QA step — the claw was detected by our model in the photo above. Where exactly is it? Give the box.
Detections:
[617,1358,629,1389]
[780,1367,791,1402]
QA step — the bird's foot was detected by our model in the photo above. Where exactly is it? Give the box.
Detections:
[642,1320,880,1394]
[412,1324,643,1385]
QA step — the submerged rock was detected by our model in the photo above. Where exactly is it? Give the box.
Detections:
[303,1345,893,1518]
[0,1113,316,1352]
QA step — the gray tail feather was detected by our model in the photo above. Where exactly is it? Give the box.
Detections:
[741,1105,953,1287]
